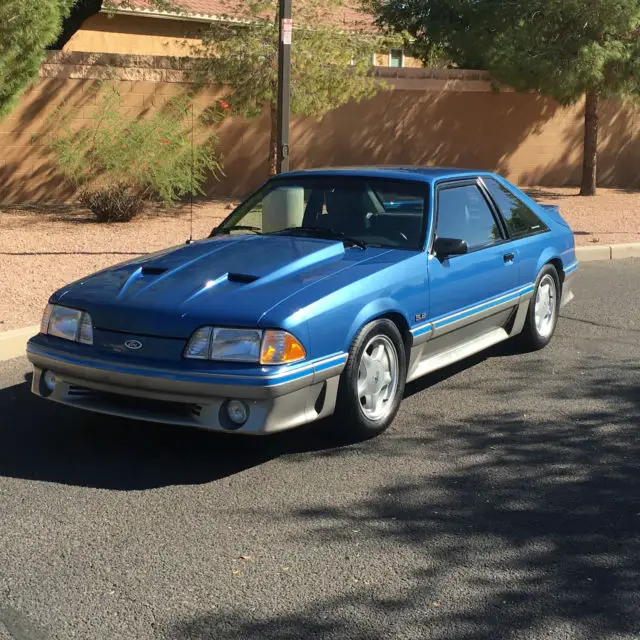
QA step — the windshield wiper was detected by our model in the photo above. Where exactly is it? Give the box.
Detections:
[273,226,367,250]
[210,225,262,237]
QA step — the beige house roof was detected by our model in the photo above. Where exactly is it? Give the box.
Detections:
[112,0,378,32]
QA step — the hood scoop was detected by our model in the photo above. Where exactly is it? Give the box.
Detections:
[227,272,259,284]
[141,266,168,276]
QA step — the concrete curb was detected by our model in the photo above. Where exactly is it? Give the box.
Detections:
[0,325,39,363]
[576,242,640,262]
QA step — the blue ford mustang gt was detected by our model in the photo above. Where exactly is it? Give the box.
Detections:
[27,167,578,439]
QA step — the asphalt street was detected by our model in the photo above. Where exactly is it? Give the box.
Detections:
[1,259,639,640]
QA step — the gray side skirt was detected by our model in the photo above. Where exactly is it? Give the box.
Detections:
[406,290,534,384]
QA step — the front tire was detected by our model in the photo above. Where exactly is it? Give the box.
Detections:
[519,264,561,351]
[334,319,406,441]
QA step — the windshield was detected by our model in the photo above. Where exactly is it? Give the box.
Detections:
[212,176,429,250]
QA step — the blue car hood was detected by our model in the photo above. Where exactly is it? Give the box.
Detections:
[54,235,394,338]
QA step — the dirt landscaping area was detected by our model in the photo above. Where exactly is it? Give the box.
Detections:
[0,200,236,333]
[1,187,638,332]
[524,187,640,248]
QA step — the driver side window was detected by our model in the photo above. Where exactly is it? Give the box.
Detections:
[437,184,502,251]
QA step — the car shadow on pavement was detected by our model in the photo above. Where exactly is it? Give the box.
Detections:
[166,359,640,640]
[0,373,340,491]
[0,350,498,491]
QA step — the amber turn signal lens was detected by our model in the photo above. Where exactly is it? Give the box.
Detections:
[260,330,306,365]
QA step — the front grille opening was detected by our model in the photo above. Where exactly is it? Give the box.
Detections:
[98,392,188,413]
[68,385,94,396]
[67,387,194,421]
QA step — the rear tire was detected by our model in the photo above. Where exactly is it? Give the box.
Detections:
[334,319,406,441]
[518,264,561,351]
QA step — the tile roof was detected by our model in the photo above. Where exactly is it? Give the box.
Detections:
[117,0,378,32]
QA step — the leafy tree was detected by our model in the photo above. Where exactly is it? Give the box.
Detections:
[0,0,179,120]
[193,0,395,175]
[0,0,76,118]
[368,0,640,195]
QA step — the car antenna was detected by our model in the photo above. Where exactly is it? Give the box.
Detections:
[186,102,195,245]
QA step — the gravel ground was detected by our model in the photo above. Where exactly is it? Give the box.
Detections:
[1,187,638,332]
[0,200,236,332]
[524,187,640,247]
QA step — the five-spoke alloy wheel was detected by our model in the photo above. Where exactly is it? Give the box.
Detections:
[336,319,406,440]
[520,264,561,351]
[534,273,557,339]
[357,335,399,422]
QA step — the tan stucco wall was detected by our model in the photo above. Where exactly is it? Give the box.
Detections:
[63,13,204,56]
[1,53,638,202]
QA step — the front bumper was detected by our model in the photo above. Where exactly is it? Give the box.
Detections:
[27,340,346,435]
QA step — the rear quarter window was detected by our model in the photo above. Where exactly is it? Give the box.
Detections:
[483,177,549,238]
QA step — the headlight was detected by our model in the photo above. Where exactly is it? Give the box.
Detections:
[41,304,94,345]
[184,327,306,365]
[210,328,263,362]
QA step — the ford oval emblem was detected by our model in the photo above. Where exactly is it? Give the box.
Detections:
[124,339,143,351]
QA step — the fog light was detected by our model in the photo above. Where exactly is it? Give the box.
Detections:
[226,400,249,426]
[43,370,57,392]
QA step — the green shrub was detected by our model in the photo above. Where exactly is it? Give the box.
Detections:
[46,85,224,221]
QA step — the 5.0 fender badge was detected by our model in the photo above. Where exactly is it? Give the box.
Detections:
[124,339,143,351]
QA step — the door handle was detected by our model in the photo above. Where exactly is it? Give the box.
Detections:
[503,252,515,263]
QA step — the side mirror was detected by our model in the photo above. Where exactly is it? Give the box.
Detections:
[433,237,468,259]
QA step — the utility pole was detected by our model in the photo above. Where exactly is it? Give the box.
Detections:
[276,0,292,173]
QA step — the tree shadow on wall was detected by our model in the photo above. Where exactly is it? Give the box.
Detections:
[5,73,637,203]
[0,75,578,202]
[202,88,564,198]
[520,99,640,189]
[167,358,640,639]
[288,89,561,179]
[0,78,100,202]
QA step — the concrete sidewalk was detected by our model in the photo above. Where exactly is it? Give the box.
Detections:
[0,326,39,363]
